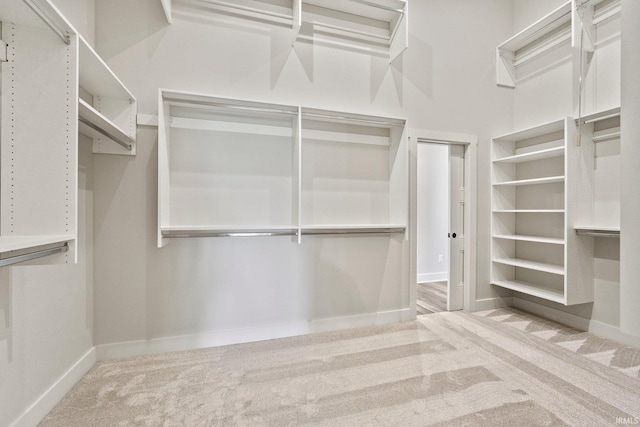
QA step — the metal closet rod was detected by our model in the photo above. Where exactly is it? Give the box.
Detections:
[78,116,133,151]
[196,0,293,20]
[23,0,71,45]
[0,242,69,267]
[162,227,405,238]
[166,97,298,116]
[302,111,403,127]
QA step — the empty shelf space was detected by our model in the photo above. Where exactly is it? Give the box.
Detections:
[493,146,564,164]
[575,226,620,238]
[0,235,74,253]
[493,258,564,275]
[492,279,565,304]
[78,99,135,150]
[493,176,564,187]
[493,234,564,245]
[79,36,135,101]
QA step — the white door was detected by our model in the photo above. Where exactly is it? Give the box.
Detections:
[448,144,465,311]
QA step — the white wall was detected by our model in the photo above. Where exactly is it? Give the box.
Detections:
[0,3,95,426]
[417,143,449,283]
[93,0,514,348]
[620,0,640,338]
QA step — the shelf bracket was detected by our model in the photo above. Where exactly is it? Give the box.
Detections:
[0,242,69,267]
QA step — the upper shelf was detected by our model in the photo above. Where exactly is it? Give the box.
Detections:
[496,0,621,87]
[78,35,137,155]
[166,0,407,61]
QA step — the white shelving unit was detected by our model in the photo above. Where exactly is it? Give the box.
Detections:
[158,90,300,247]
[78,35,137,155]
[496,0,621,88]
[157,89,408,247]
[300,107,407,234]
[0,0,138,265]
[491,118,594,305]
[167,0,407,62]
[0,0,78,264]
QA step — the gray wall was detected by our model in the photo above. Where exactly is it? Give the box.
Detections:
[92,0,514,347]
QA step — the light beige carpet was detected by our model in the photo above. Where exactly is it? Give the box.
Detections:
[41,311,640,426]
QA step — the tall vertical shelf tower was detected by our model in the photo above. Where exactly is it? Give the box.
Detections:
[491,118,594,305]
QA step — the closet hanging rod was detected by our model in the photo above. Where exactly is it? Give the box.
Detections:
[78,116,133,151]
[162,229,297,238]
[0,242,68,267]
[575,228,620,238]
[302,227,405,235]
[582,111,621,124]
[23,0,71,45]
[302,112,403,127]
[196,0,293,21]
[164,98,298,116]
[348,0,406,14]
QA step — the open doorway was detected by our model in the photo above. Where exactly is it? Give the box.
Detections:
[410,131,476,316]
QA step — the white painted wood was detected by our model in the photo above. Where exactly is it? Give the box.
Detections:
[0,37,7,62]
[160,0,172,24]
[77,35,137,155]
[493,176,565,186]
[493,146,565,164]
[493,279,565,304]
[491,118,597,306]
[493,234,565,245]
[1,19,77,263]
[493,258,565,276]
[448,144,464,311]
[0,235,74,253]
[388,0,407,62]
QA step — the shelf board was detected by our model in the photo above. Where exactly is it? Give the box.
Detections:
[78,99,134,150]
[493,146,564,164]
[494,176,564,187]
[492,279,565,304]
[0,235,74,253]
[78,36,134,100]
[493,119,565,142]
[574,226,620,238]
[493,258,564,275]
[577,106,621,125]
[493,234,564,245]
[493,209,565,213]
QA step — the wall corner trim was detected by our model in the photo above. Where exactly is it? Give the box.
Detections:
[9,347,96,427]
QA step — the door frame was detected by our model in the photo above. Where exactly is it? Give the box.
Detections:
[409,129,477,315]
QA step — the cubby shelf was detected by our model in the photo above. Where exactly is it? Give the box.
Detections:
[493,234,565,245]
[78,35,137,155]
[157,89,408,247]
[493,176,565,187]
[491,117,594,305]
[491,279,565,304]
[162,0,408,61]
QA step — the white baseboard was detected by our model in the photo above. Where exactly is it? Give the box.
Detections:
[417,272,447,283]
[96,308,412,361]
[472,297,512,312]
[10,347,96,427]
[512,297,640,348]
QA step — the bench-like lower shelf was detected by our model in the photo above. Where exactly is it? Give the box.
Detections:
[492,279,565,304]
